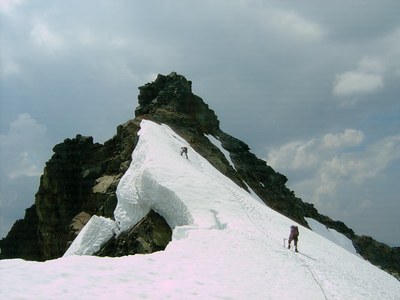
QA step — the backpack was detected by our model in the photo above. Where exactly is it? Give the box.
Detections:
[292,226,299,237]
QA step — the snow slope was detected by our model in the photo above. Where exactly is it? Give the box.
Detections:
[305,217,358,255]
[206,134,237,171]
[1,120,399,299]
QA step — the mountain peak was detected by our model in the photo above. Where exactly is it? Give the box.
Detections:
[137,72,192,107]
[135,72,219,133]
[1,73,399,282]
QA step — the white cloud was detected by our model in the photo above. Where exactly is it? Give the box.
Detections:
[308,135,400,210]
[358,56,385,74]
[267,139,319,171]
[0,0,23,13]
[77,29,97,46]
[379,26,400,63]
[271,10,323,40]
[333,71,383,96]
[110,36,130,49]
[30,19,64,52]
[8,152,42,179]
[0,113,50,180]
[267,129,365,172]
[257,8,324,41]
[266,130,400,206]
[356,134,400,182]
[0,57,22,77]
[321,129,364,149]
[77,30,130,49]
[333,55,388,100]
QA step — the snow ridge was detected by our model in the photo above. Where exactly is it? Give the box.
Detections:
[306,217,358,255]
[206,134,237,170]
[1,120,399,299]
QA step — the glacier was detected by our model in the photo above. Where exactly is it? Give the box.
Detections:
[1,119,399,299]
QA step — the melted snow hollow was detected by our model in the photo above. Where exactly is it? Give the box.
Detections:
[1,120,399,299]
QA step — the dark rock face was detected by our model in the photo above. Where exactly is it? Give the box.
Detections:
[135,72,219,133]
[35,135,106,259]
[1,72,398,278]
[0,205,41,260]
[66,212,92,249]
[0,120,140,260]
[95,210,172,257]
[353,236,400,279]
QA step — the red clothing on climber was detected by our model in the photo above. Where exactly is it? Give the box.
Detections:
[288,225,299,252]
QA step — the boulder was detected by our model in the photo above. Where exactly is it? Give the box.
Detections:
[94,210,172,257]
[66,212,92,248]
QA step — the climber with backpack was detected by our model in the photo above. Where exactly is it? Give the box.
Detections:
[288,225,299,252]
[180,146,188,159]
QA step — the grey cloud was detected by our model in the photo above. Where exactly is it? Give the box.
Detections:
[267,131,400,245]
[1,0,399,246]
[0,113,51,237]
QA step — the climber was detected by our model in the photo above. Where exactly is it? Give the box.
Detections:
[180,146,188,159]
[288,225,299,252]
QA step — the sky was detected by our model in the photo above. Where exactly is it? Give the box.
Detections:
[1,119,399,299]
[0,0,399,246]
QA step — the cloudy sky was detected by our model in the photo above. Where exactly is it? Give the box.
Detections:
[1,0,399,246]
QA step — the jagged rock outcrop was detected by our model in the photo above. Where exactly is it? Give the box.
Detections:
[94,210,172,257]
[1,72,398,278]
[1,120,140,260]
[34,135,106,258]
[135,72,219,133]
[353,236,400,280]
[0,205,41,260]
[66,212,92,249]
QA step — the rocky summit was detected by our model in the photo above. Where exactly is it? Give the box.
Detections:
[0,72,398,278]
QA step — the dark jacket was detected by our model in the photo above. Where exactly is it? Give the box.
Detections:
[289,226,299,240]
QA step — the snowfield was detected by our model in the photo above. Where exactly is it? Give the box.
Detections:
[1,120,399,299]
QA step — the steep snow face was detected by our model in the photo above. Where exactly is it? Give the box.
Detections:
[114,122,195,233]
[1,120,399,299]
[306,217,358,255]
[64,216,117,256]
[206,134,237,170]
